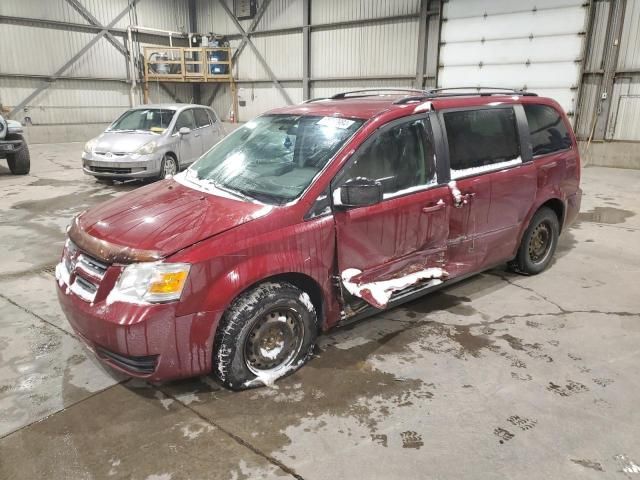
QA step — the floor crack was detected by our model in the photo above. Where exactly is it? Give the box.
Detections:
[156,385,306,480]
[488,271,568,313]
[0,292,76,339]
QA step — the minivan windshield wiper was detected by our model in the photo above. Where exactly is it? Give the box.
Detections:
[210,182,257,203]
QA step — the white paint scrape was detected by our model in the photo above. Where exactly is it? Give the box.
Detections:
[447,180,463,207]
[451,157,522,180]
[341,267,447,309]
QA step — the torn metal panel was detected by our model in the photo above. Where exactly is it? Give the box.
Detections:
[342,265,448,310]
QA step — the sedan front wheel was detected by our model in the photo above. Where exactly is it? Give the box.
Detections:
[159,154,178,179]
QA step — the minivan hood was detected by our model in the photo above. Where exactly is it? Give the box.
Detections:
[94,131,162,153]
[76,180,271,258]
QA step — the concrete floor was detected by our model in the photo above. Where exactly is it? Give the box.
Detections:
[1,143,639,480]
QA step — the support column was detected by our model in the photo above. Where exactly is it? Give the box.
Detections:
[188,0,201,104]
[593,0,627,140]
[303,0,311,100]
[415,0,429,89]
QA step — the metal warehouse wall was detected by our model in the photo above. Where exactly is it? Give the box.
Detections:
[196,0,439,122]
[0,0,192,127]
[576,0,640,142]
[2,0,639,154]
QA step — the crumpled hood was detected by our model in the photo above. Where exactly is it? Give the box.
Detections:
[76,179,272,257]
[94,131,160,153]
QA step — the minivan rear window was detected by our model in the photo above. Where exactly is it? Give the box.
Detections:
[444,108,520,174]
[523,104,572,156]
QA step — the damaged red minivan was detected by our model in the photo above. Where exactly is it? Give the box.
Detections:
[56,88,581,389]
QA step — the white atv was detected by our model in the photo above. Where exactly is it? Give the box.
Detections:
[0,114,30,175]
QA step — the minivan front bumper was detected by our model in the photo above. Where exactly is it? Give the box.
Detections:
[82,151,163,179]
[56,272,222,382]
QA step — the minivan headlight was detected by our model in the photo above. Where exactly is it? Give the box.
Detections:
[108,262,190,304]
[135,141,157,156]
[84,138,98,153]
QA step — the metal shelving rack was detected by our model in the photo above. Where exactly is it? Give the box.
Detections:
[142,45,238,118]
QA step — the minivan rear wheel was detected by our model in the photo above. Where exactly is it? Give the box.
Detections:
[213,282,318,390]
[510,207,559,275]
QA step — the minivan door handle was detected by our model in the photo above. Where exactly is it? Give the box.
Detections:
[422,203,445,214]
[540,161,557,170]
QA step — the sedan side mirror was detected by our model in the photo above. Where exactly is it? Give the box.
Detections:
[334,178,383,208]
[179,127,191,136]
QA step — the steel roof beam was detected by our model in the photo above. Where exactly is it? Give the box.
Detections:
[217,0,293,105]
[8,0,142,118]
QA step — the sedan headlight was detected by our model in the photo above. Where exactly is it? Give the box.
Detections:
[109,262,190,304]
[84,138,98,153]
[135,141,157,156]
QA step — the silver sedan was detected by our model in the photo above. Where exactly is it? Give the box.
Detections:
[82,104,225,181]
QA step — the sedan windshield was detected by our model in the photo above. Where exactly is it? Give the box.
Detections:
[109,108,176,133]
[187,114,364,204]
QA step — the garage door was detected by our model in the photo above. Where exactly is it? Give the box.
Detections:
[439,0,589,119]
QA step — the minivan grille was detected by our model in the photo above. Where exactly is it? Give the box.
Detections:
[95,346,158,374]
[59,241,109,303]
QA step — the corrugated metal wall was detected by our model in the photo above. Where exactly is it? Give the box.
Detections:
[0,0,189,125]
[608,0,640,140]
[575,0,640,141]
[3,0,639,140]
[196,0,427,121]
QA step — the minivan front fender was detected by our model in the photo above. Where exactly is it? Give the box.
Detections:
[172,215,341,329]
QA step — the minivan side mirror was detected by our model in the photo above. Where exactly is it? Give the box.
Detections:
[179,127,191,136]
[334,178,383,208]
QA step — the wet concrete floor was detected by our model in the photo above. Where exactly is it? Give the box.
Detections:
[1,144,639,479]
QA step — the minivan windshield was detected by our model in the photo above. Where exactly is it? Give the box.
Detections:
[109,108,176,133]
[187,114,364,204]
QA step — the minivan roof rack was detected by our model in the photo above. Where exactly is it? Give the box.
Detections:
[304,87,538,104]
[393,87,538,104]
[330,88,429,99]
[424,86,537,96]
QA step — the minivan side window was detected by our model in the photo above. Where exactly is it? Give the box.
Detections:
[338,118,437,198]
[175,109,196,131]
[443,108,520,177]
[523,104,572,156]
[194,108,212,128]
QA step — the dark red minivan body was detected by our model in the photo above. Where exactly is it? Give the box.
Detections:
[56,91,581,382]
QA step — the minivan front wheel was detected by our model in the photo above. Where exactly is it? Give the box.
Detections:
[213,282,318,390]
[511,207,559,275]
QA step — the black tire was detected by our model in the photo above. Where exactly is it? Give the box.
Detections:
[213,281,318,390]
[7,143,30,175]
[158,154,178,180]
[510,207,559,275]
